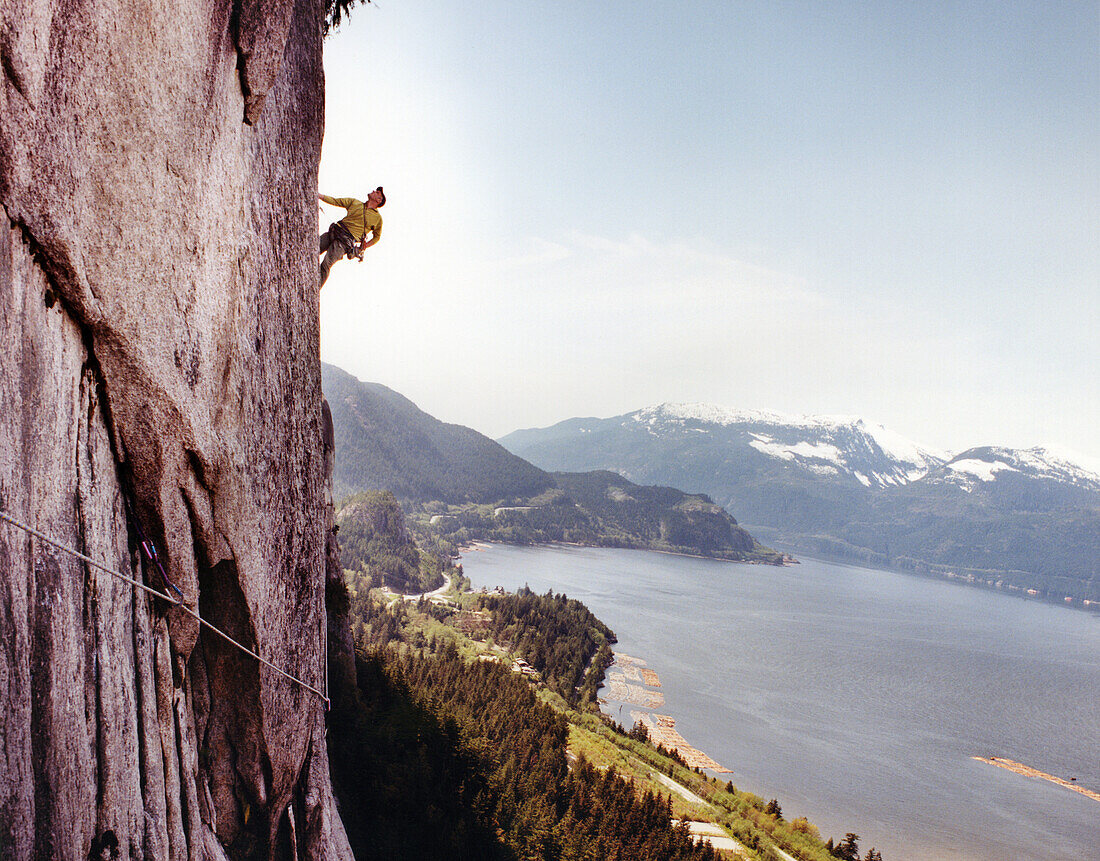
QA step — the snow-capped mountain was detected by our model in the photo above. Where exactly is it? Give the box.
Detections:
[499,402,957,525]
[628,403,948,489]
[503,403,1100,498]
[933,445,1100,493]
[499,404,1100,604]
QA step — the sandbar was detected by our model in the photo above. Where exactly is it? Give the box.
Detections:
[973,756,1100,803]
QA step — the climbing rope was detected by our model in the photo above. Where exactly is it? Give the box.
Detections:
[0,508,330,708]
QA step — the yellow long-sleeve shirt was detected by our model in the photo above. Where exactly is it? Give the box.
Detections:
[319,195,382,242]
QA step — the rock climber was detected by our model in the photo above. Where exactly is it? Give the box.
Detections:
[318,186,385,287]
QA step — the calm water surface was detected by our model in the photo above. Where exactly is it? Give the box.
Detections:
[462,544,1100,861]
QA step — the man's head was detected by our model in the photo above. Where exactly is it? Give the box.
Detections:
[367,186,386,208]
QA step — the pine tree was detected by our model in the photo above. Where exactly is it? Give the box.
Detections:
[836,833,861,860]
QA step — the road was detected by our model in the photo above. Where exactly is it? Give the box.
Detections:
[386,574,453,604]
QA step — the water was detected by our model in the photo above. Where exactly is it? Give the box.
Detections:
[461,543,1100,861]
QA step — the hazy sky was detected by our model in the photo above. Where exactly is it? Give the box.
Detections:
[317,1,1098,458]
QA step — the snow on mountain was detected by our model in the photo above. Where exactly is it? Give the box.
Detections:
[626,403,948,489]
[945,458,1013,483]
[1021,445,1100,484]
[937,445,1100,493]
[748,436,844,472]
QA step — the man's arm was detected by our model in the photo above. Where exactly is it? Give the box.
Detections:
[319,194,356,209]
[358,208,383,254]
[358,227,381,252]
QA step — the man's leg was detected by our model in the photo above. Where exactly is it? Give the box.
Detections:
[319,229,332,285]
[319,237,346,287]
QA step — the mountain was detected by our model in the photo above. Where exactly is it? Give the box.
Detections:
[500,404,946,536]
[503,404,948,491]
[500,404,1100,604]
[322,367,781,563]
[336,490,433,594]
[324,363,554,504]
[929,445,1100,496]
[481,470,768,560]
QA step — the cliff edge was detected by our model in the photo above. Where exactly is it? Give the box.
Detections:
[1,1,352,858]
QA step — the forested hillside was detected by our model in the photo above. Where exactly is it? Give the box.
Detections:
[336,490,447,593]
[327,505,719,860]
[477,586,616,707]
[329,645,718,861]
[417,477,781,563]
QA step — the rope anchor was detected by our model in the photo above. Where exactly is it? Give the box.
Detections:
[122,496,186,602]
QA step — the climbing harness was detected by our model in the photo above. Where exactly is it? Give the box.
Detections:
[0,508,330,709]
[325,221,360,260]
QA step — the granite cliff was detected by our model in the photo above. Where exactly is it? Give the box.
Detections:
[1,0,354,858]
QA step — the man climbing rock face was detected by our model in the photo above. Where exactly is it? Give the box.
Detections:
[318,186,385,287]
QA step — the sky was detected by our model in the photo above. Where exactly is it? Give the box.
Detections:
[317,0,1099,459]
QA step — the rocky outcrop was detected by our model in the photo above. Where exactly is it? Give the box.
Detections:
[1,1,353,858]
[334,490,424,593]
[338,492,415,549]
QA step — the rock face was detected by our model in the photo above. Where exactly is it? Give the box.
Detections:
[1,1,353,858]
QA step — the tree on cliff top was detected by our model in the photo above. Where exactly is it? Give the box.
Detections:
[325,0,372,34]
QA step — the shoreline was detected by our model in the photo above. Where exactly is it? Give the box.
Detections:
[746,540,1100,616]
[460,538,794,566]
[462,545,1100,861]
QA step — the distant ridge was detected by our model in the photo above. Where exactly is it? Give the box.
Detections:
[932,445,1100,493]
[500,404,1100,604]
[505,402,950,491]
